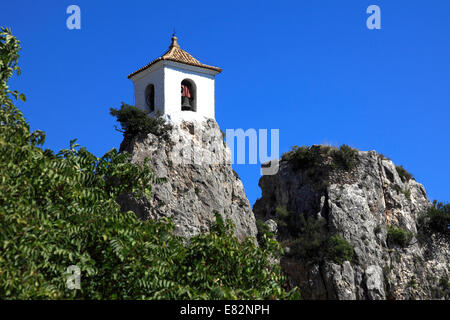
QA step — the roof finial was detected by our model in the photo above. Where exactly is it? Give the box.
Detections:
[170,29,180,49]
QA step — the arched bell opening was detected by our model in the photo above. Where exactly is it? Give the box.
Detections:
[181,79,196,112]
[145,84,155,112]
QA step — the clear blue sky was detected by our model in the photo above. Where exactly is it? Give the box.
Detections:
[2,0,449,206]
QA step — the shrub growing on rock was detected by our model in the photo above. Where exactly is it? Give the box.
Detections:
[281,146,319,170]
[395,165,413,183]
[427,202,450,234]
[418,201,450,239]
[255,218,275,248]
[280,210,354,265]
[289,215,328,262]
[334,144,359,171]
[110,103,172,139]
[282,144,359,173]
[327,235,354,265]
[387,226,412,247]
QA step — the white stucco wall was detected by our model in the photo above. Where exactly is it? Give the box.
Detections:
[131,61,165,115]
[163,61,216,121]
[130,60,218,122]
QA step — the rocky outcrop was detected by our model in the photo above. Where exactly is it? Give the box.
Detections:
[118,118,257,241]
[254,145,449,300]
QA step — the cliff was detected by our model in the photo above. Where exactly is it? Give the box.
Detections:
[254,145,449,299]
[118,118,257,241]
[117,115,448,300]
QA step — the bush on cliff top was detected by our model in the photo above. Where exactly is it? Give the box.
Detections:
[282,146,320,171]
[282,144,359,172]
[395,165,413,183]
[110,103,172,139]
[0,28,297,300]
[334,144,359,171]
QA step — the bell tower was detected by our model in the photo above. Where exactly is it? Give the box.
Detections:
[128,35,222,122]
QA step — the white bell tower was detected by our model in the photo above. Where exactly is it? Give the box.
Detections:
[128,35,222,122]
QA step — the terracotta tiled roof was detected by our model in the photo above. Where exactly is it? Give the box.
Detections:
[128,36,222,79]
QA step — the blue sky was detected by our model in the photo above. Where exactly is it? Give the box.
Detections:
[2,0,449,206]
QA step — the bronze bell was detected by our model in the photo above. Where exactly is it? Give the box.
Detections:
[181,96,191,111]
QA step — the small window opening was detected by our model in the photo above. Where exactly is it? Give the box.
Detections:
[145,84,155,112]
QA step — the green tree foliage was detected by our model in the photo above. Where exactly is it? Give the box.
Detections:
[427,202,450,234]
[110,103,172,139]
[0,28,296,300]
[255,219,275,249]
[0,27,25,104]
[178,214,294,299]
[418,201,450,239]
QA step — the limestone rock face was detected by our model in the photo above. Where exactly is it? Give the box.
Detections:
[118,118,257,241]
[254,146,449,300]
